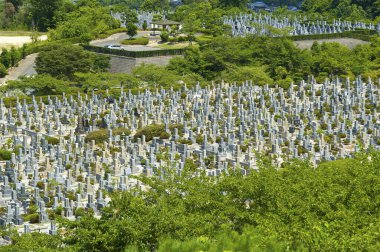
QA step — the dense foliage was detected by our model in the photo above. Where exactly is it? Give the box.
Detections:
[302,0,380,20]
[2,151,380,251]
[35,44,110,80]
[166,36,380,87]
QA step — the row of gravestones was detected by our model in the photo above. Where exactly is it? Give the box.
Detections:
[0,76,380,231]
[112,11,166,29]
[224,13,380,37]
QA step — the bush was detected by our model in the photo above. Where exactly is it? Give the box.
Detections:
[169,37,178,43]
[28,213,40,223]
[46,136,59,145]
[160,132,170,139]
[142,20,148,31]
[160,31,169,42]
[177,36,188,42]
[0,149,12,160]
[85,128,131,143]
[97,28,127,39]
[75,207,86,217]
[134,124,166,142]
[113,128,131,136]
[0,63,7,77]
[85,129,109,143]
[121,37,149,45]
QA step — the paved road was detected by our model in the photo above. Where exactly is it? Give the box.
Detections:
[90,31,161,51]
[0,53,37,85]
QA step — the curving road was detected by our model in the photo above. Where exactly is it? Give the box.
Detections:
[0,53,37,85]
[90,31,161,51]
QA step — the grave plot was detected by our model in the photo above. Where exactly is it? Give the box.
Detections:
[0,76,379,232]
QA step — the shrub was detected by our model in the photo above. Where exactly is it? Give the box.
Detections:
[97,28,128,39]
[169,37,178,43]
[0,149,12,160]
[121,37,149,45]
[85,129,108,143]
[0,63,7,77]
[134,124,166,142]
[29,213,40,223]
[142,20,148,31]
[113,128,131,136]
[160,31,169,42]
[338,133,347,139]
[75,207,86,217]
[85,128,131,143]
[177,36,187,42]
[36,182,44,190]
[46,136,59,145]
[160,132,170,139]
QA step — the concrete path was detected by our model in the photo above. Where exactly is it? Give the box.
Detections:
[0,53,37,85]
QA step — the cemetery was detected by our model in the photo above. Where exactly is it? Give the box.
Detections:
[225,13,380,37]
[0,74,378,237]
[0,0,380,250]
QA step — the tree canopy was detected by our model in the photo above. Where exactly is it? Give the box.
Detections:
[3,150,380,251]
[35,44,110,80]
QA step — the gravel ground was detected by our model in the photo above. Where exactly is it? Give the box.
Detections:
[294,38,370,49]
[0,35,47,51]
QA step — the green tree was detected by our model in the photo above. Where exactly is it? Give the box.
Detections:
[50,4,120,41]
[35,45,109,80]
[160,31,169,42]
[0,63,7,78]
[1,48,11,68]
[126,22,137,38]
[140,0,169,11]
[27,0,65,31]
[6,75,74,95]
[218,0,248,8]
[182,13,201,45]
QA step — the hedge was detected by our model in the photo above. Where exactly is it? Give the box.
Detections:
[0,149,12,160]
[121,37,149,45]
[82,44,185,58]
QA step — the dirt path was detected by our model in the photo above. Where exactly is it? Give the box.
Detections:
[294,38,370,49]
[0,35,47,52]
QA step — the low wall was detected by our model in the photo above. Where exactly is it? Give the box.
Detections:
[105,54,181,73]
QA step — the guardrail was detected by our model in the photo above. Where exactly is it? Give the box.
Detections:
[82,45,185,58]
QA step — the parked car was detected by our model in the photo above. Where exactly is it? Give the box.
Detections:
[105,45,124,50]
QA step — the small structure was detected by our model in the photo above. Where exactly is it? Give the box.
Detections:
[150,20,181,31]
